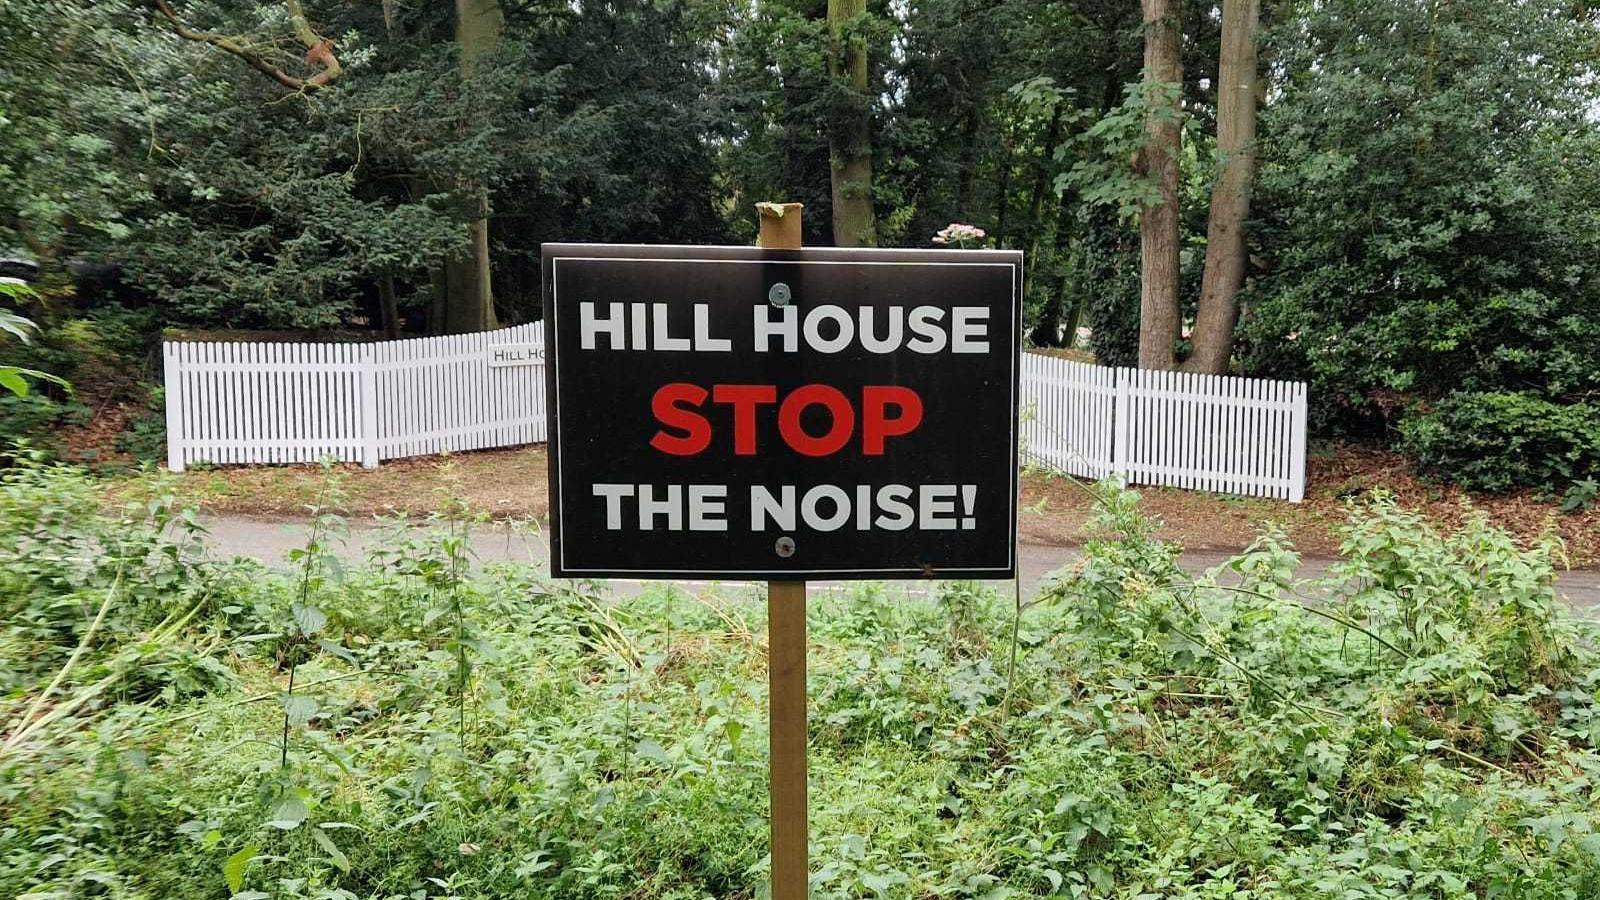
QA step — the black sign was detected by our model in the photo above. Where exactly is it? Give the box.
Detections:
[542,244,1021,580]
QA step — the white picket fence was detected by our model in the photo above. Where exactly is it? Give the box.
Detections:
[1021,353,1308,501]
[164,325,1308,501]
[163,322,546,471]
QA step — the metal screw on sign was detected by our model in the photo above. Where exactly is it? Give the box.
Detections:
[774,536,796,558]
[768,282,792,307]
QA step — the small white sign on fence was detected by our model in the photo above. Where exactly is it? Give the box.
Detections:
[486,343,544,367]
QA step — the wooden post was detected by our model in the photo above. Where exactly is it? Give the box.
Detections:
[757,201,807,900]
[758,201,804,250]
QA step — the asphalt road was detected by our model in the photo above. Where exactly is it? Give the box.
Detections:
[195,514,1600,610]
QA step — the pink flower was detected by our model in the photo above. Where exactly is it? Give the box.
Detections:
[933,223,987,246]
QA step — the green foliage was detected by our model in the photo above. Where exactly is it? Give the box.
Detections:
[1058,81,1175,221]
[1240,0,1600,478]
[0,282,170,458]
[716,0,855,247]
[5,471,1600,898]
[3,0,733,332]
[1562,478,1599,514]
[0,1,147,258]
[1399,392,1600,493]
[1075,213,1141,366]
[7,0,1600,482]
[0,280,67,400]
[116,387,169,465]
[118,5,563,329]
[0,394,87,457]
[0,457,224,728]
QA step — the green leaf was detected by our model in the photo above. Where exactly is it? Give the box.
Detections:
[0,369,29,397]
[0,308,36,341]
[283,694,318,727]
[634,738,672,765]
[317,639,358,665]
[311,827,351,873]
[0,280,38,304]
[0,365,67,396]
[267,793,309,830]
[223,843,258,894]
[292,605,327,637]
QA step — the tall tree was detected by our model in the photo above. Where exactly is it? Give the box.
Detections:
[1137,0,1183,369]
[441,0,502,333]
[1184,0,1259,373]
[826,0,876,246]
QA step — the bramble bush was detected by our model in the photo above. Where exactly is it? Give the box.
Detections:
[3,469,1600,898]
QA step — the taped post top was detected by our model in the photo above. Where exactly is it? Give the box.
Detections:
[757,202,804,250]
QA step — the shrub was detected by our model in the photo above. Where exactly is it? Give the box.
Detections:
[0,393,89,460]
[1076,222,1142,366]
[116,387,168,464]
[0,458,220,690]
[0,303,162,459]
[1398,391,1600,492]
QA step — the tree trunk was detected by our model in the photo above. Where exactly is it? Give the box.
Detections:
[1137,0,1183,370]
[992,123,1015,246]
[954,108,981,219]
[378,272,401,339]
[1031,191,1077,348]
[1184,0,1260,374]
[441,0,502,334]
[827,0,876,247]
[1023,102,1064,267]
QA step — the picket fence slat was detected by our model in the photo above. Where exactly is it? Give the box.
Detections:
[165,332,1307,502]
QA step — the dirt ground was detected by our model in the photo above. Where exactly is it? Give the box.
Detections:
[130,441,1600,566]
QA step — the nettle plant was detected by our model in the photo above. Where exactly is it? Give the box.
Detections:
[208,466,360,892]
[368,494,488,750]
[1042,482,1595,785]
[1329,495,1579,741]
[198,463,511,895]
[0,457,221,756]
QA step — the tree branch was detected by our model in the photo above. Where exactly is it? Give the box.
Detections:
[285,0,342,82]
[150,0,340,92]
